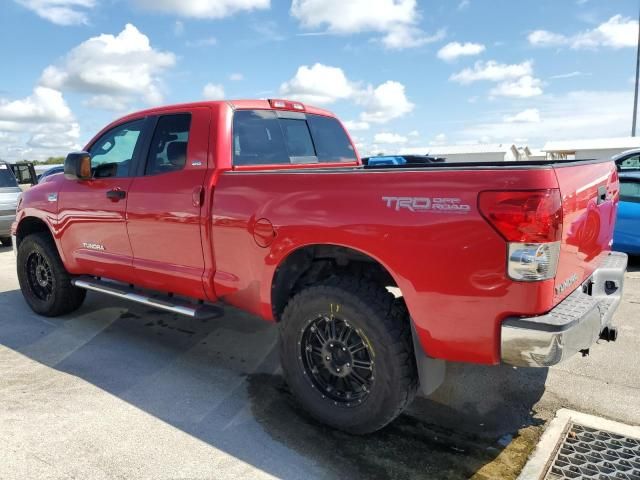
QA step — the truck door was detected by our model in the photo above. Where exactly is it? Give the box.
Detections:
[58,118,147,282]
[125,108,211,300]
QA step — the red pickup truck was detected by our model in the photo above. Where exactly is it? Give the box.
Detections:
[12,99,627,434]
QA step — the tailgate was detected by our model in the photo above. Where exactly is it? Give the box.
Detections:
[553,160,619,302]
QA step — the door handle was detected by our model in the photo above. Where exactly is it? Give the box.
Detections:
[106,189,126,201]
[192,186,204,207]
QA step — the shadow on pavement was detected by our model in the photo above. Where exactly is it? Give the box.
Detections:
[0,288,548,479]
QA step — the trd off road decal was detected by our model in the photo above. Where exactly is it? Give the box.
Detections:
[382,196,471,214]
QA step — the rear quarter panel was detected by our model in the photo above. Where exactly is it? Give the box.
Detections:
[211,167,561,364]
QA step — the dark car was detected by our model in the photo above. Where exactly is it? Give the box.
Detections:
[38,165,65,183]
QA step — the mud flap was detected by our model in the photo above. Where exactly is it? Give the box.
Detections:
[411,323,446,396]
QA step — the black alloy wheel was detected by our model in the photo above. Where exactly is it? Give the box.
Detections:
[25,251,54,301]
[300,314,374,407]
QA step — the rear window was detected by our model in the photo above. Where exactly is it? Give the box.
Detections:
[233,110,356,166]
[0,164,18,188]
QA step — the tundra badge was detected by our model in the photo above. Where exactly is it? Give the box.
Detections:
[82,242,105,251]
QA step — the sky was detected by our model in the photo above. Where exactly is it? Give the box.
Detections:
[1,0,639,161]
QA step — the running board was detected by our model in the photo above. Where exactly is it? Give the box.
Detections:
[72,276,221,320]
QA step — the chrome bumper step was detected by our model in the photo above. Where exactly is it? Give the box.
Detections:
[501,251,628,367]
[72,276,221,320]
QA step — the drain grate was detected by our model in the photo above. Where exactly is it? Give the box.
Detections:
[545,423,640,479]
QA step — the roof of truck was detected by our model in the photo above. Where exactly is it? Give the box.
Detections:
[118,99,335,120]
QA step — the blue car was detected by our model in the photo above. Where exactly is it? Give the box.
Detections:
[613,172,640,254]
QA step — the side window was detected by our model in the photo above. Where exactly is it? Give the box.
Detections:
[89,119,144,178]
[619,155,640,171]
[146,114,191,175]
[620,179,640,203]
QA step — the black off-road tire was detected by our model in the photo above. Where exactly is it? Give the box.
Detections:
[0,236,12,247]
[279,275,417,434]
[17,232,86,316]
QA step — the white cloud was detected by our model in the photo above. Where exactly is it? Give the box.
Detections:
[504,108,541,123]
[382,27,445,50]
[290,0,444,50]
[461,90,632,144]
[134,0,270,18]
[528,15,638,49]
[344,120,370,131]
[450,60,533,84]
[357,81,414,123]
[528,30,567,47]
[40,24,176,107]
[229,73,244,81]
[83,94,130,111]
[408,130,419,137]
[457,0,470,10]
[451,60,543,97]
[374,132,408,144]
[550,71,588,80]
[280,64,413,123]
[15,0,95,25]
[0,87,80,160]
[27,122,80,150]
[202,83,225,99]
[437,41,485,61]
[490,75,543,98]
[0,87,72,123]
[280,63,354,104]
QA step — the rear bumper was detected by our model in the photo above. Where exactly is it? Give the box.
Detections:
[501,251,628,367]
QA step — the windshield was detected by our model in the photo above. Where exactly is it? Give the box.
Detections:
[0,164,18,188]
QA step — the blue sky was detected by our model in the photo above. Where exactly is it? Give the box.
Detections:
[1,0,639,160]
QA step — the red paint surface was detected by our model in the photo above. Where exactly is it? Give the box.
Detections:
[13,100,618,365]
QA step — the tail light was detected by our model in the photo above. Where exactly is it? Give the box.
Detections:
[479,189,563,281]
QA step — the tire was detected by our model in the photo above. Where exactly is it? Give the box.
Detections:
[17,232,86,316]
[279,275,417,434]
[0,236,11,247]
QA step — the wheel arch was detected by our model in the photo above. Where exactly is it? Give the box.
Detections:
[15,216,55,247]
[270,243,401,323]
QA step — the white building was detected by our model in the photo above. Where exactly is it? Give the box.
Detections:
[519,146,546,161]
[543,137,640,160]
[424,143,522,162]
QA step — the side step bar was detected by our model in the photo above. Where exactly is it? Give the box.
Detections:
[72,276,221,320]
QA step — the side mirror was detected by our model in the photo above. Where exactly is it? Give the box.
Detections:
[64,152,92,180]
